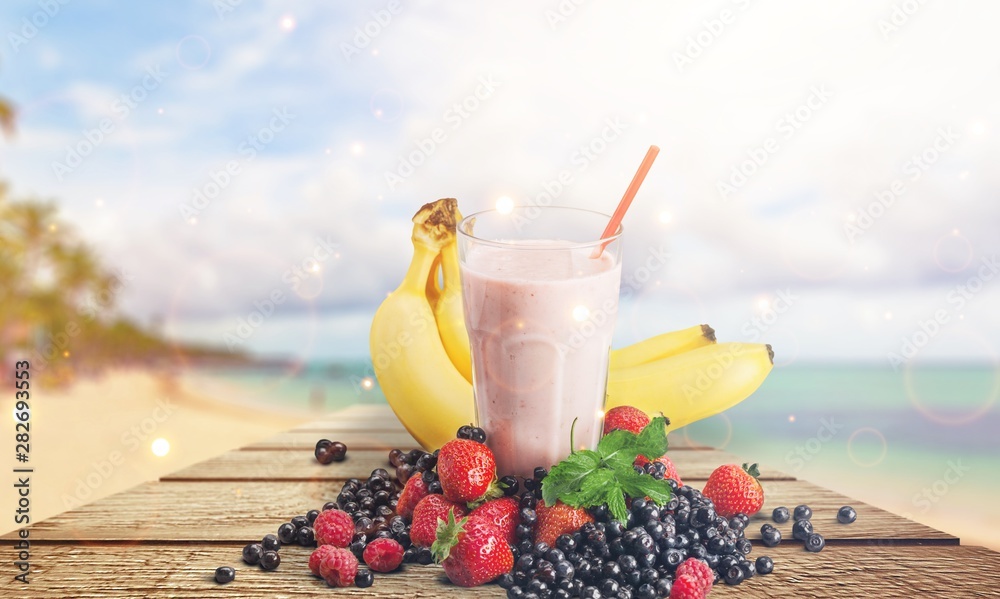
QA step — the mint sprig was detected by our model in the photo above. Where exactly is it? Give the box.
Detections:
[541,416,672,524]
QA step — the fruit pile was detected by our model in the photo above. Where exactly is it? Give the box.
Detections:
[369,198,775,451]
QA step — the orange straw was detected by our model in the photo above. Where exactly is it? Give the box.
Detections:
[592,145,660,257]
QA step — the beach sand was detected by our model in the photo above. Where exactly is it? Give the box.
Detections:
[1,368,309,536]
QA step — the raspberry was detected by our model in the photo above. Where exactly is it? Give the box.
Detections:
[308,545,340,576]
[670,573,707,599]
[319,547,358,588]
[313,508,353,547]
[676,558,713,591]
[397,475,430,520]
[363,538,405,573]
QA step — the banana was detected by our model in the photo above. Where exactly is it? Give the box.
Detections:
[370,199,474,450]
[609,324,716,370]
[433,222,473,383]
[605,342,774,432]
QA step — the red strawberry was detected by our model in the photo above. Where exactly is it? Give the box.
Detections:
[635,454,684,486]
[397,475,430,520]
[363,538,405,572]
[437,439,498,503]
[534,500,595,547]
[603,405,650,436]
[410,494,469,547]
[670,573,707,599]
[431,511,514,587]
[468,496,520,545]
[676,558,713,591]
[702,463,764,518]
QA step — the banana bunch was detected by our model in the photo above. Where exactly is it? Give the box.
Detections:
[370,199,774,451]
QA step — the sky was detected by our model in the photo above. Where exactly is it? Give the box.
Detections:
[1,0,999,367]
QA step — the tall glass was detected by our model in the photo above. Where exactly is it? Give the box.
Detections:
[458,207,623,478]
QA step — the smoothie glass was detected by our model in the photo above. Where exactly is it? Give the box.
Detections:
[457,207,623,478]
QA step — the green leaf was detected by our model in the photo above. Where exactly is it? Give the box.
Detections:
[562,469,616,507]
[606,486,629,524]
[634,416,670,461]
[597,429,641,471]
[743,463,761,479]
[541,450,601,506]
[617,468,673,506]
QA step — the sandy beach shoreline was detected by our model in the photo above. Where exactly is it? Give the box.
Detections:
[1,368,309,536]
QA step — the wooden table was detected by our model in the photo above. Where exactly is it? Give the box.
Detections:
[7,404,998,597]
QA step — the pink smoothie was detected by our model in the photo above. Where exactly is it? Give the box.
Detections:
[461,241,622,478]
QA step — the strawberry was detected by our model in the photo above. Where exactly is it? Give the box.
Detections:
[410,494,469,547]
[397,475,430,520]
[603,405,650,436]
[635,454,684,486]
[702,463,764,518]
[431,511,514,587]
[534,499,595,547]
[436,439,499,503]
[468,496,520,545]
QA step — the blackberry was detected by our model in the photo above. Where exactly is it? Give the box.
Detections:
[214,566,235,584]
[772,506,790,523]
[793,504,813,521]
[261,534,280,552]
[792,519,814,541]
[260,550,280,570]
[755,555,774,575]
[242,542,263,565]
[355,569,374,588]
[838,505,857,524]
[276,522,296,544]
[805,532,826,553]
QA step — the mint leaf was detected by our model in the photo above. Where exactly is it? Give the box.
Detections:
[562,468,616,507]
[542,450,601,506]
[597,429,642,471]
[606,485,629,524]
[617,468,673,506]
[634,416,670,461]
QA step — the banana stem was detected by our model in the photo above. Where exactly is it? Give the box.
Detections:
[401,242,440,295]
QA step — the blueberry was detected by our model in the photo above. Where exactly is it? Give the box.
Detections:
[755,555,774,575]
[417,547,433,565]
[805,532,825,552]
[724,564,744,585]
[261,534,280,552]
[793,504,813,521]
[521,508,538,526]
[772,506,790,523]
[214,566,235,584]
[838,505,857,524]
[498,573,516,589]
[416,453,437,470]
[761,526,782,547]
[792,519,814,541]
[471,427,488,443]
[296,526,315,546]
[600,579,620,595]
[457,425,474,439]
[322,501,337,511]
[500,475,520,496]
[276,522,296,544]
[355,569,374,588]
[260,550,280,570]
[655,578,672,597]
[291,515,308,529]
[242,543,263,565]
[306,509,320,524]
[427,480,443,495]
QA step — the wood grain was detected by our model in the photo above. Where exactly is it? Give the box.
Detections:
[11,480,952,543]
[163,448,796,482]
[12,543,998,598]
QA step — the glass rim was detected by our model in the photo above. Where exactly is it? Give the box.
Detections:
[457,206,624,251]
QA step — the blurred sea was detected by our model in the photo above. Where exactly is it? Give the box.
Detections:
[190,362,999,548]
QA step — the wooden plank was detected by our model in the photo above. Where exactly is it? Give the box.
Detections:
[248,430,709,451]
[15,543,999,597]
[12,480,951,543]
[163,449,795,482]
